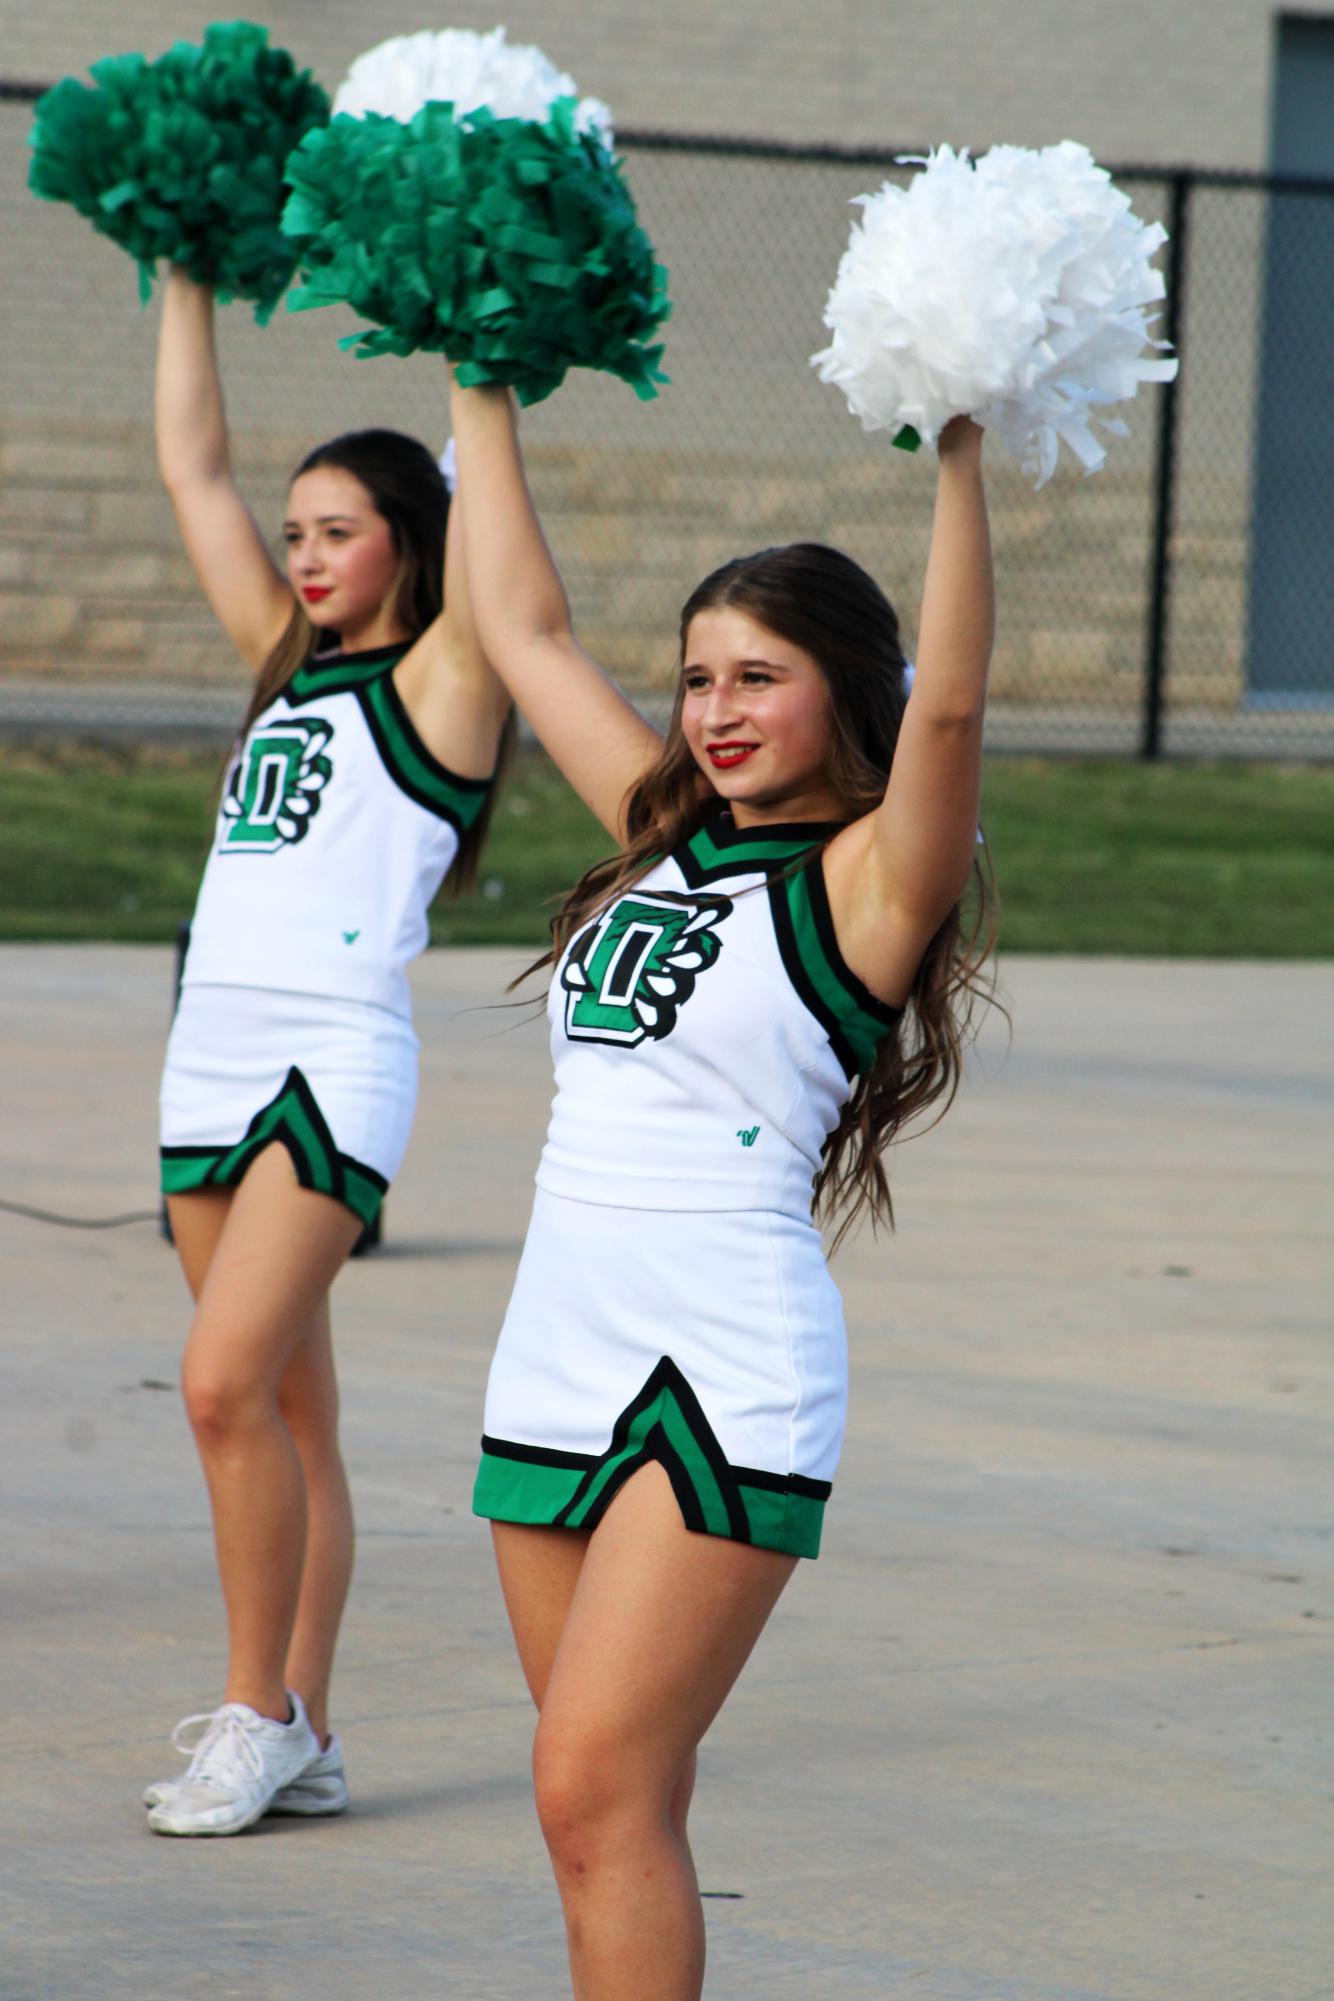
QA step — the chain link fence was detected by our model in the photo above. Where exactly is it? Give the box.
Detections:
[2,89,1332,757]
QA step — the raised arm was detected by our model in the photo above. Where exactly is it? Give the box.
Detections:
[155,270,293,671]
[393,477,513,778]
[825,418,994,1003]
[447,376,663,839]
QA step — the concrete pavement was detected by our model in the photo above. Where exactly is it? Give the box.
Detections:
[1,946,1331,2001]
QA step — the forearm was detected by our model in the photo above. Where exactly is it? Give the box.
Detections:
[447,377,574,665]
[155,271,231,491]
[912,420,994,723]
[435,484,488,678]
[445,373,662,838]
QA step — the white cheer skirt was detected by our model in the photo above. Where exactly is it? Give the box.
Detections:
[473,1188,847,1558]
[159,983,418,1227]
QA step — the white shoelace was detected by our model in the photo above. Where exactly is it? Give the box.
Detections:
[169,1706,266,1791]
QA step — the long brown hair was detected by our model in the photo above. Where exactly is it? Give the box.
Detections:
[543,541,998,1243]
[235,428,509,894]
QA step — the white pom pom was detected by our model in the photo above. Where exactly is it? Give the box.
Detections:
[811,141,1178,486]
[332,25,613,145]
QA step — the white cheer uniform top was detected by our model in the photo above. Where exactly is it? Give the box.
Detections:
[184,643,491,1018]
[536,812,902,1220]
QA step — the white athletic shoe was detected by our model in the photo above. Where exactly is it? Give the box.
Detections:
[145,1695,320,1836]
[144,1729,348,1817]
[264,1733,349,1817]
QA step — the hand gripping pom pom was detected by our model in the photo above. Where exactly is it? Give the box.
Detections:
[332,25,613,146]
[811,141,1180,486]
[281,37,669,406]
[27,21,329,320]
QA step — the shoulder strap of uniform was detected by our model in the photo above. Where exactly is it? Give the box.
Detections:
[356,670,493,831]
[768,850,901,1078]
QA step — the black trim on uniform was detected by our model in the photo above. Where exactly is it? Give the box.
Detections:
[354,685,453,826]
[285,644,411,706]
[162,1067,389,1228]
[701,809,843,849]
[277,1066,346,1206]
[802,851,902,1029]
[359,667,494,825]
[768,868,860,1076]
[674,810,838,889]
[317,641,411,667]
[654,1432,711,1535]
[552,1354,753,1543]
[732,1464,833,1500]
[476,1438,832,1503]
[479,1435,597,1470]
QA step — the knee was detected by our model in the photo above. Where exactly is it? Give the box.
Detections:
[532,1720,664,1877]
[180,1342,272,1449]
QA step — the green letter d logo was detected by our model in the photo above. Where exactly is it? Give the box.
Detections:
[561,892,731,1047]
[221,718,334,853]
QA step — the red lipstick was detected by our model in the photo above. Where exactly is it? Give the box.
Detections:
[302,586,332,603]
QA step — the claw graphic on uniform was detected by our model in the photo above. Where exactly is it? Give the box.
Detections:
[221,718,335,853]
[561,892,732,1047]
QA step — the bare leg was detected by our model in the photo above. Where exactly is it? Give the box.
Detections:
[174,1144,361,1722]
[168,1186,355,1740]
[496,1465,796,2001]
[167,1184,233,1301]
[276,1305,354,1744]
[493,1521,698,1847]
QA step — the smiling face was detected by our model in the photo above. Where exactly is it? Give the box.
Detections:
[283,465,404,645]
[680,606,845,825]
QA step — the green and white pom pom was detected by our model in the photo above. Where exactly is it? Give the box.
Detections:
[281,97,669,403]
[28,20,329,320]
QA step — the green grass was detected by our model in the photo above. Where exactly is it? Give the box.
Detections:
[0,743,1329,957]
[981,758,1333,956]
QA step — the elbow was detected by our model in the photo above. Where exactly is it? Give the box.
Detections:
[156,449,184,494]
[916,690,987,733]
[157,453,225,501]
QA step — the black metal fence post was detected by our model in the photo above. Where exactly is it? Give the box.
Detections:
[1142,171,1192,760]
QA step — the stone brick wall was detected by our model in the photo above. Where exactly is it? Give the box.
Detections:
[0,414,1248,723]
[1,4,1294,731]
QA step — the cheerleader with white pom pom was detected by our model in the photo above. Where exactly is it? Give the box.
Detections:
[448,366,997,1992]
[442,133,1179,1993]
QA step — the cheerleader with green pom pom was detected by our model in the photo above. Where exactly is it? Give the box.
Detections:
[140,262,515,1835]
[142,267,515,1835]
[32,24,518,1837]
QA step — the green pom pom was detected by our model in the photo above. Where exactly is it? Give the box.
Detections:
[282,100,670,403]
[28,20,329,321]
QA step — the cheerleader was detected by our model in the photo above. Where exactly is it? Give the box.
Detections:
[448,373,995,1998]
[141,272,511,1835]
